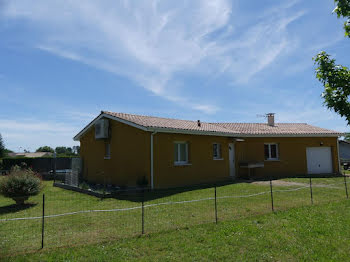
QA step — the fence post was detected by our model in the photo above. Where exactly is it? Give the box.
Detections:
[41,194,45,249]
[53,153,56,183]
[344,174,349,199]
[103,178,106,199]
[269,179,274,212]
[141,190,145,235]
[214,185,218,224]
[309,176,313,205]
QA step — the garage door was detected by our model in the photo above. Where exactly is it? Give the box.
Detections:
[306,147,333,174]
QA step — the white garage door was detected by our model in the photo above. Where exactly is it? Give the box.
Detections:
[306,147,333,174]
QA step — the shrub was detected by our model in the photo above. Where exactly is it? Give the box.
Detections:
[0,166,42,205]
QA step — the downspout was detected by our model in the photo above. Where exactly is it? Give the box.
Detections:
[337,137,341,175]
[150,131,157,189]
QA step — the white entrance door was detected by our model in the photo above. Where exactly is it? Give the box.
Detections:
[306,147,333,174]
[229,143,235,178]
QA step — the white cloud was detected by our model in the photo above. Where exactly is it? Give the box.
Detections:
[2,0,304,112]
[0,119,76,133]
[0,119,80,151]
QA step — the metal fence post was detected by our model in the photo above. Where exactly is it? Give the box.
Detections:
[53,153,57,183]
[41,194,45,249]
[309,177,313,205]
[141,191,145,234]
[344,175,349,199]
[269,179,274,212]
[214,185,218,224]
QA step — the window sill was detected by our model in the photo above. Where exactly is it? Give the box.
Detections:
[264,159,280,162]
[174,162,192,166]
[213,158,224,161]
[104,157,111,160]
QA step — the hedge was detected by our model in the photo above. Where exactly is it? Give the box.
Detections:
[1,157,74,172]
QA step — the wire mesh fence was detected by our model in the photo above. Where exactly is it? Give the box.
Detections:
[0,175,349,257]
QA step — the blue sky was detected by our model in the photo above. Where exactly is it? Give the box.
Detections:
[0,0,349,152]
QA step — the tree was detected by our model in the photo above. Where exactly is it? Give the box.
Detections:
[36,146,54,153]
[314,0,350,124]
[4,149,13,154]
[333,0,350,37]
[0,133,5,158]
[55,146,73,155]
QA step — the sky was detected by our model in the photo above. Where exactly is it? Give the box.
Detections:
[0,0,349,152]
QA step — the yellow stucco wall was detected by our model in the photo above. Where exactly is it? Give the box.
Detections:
[80,120,151,186]
[235,137,339,178]
[79,118,340,188]
[153,133,232,188]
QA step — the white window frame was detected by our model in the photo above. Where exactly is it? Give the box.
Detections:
[104,143,111,159]
[174,141,189,165]
[213,143,223,160]
[264,143,279,161]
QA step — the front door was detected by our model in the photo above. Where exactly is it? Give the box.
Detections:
[229,143,235,178]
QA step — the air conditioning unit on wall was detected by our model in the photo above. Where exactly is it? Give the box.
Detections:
[95,119,109,139]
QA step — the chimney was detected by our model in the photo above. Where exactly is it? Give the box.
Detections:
[197,120,201,127]
[267,113,275,126]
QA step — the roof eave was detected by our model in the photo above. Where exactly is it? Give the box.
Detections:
[236,133,343,138]
[73,112,345,141]
[73,112,150,141]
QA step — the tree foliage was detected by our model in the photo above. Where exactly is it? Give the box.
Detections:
[55,146,72,155]
[36,146,54,153]
[0,133,5,158]
[333,0,350,37]
[314,0,350,124]
[35,146,79,156]
[314,52,350,123]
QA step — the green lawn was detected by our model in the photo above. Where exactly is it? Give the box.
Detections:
[0,176,349,259]
[4,199,350,261]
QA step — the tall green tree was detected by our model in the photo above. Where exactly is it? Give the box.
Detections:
[55,146,73,155]
[0,133,5,158]
[333,0,350,37]
[314,0,350,124]
[36,146,54,153]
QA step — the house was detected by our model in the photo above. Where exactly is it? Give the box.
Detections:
[73,111,343,189]
[339,140,350,164]
[7,152,54,158]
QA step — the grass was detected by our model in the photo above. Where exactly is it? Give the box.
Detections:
[4,199,350,261]
[0,176,349,259]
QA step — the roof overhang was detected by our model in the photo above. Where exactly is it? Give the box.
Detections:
[235,134,342,138]
[73,112,149,141]
[73,113,344,141]
[73,112,240,141]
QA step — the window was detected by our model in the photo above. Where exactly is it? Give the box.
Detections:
[213,143,222,159]
[105,143,111,159]
[174,142,189,164]
[264,143,279,160]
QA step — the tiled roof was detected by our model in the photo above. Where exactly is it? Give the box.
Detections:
[103,111,232,134]
[102,111,342,136]
[213,123,343,136]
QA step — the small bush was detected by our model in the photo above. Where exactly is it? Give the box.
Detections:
[0,166,42,205]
